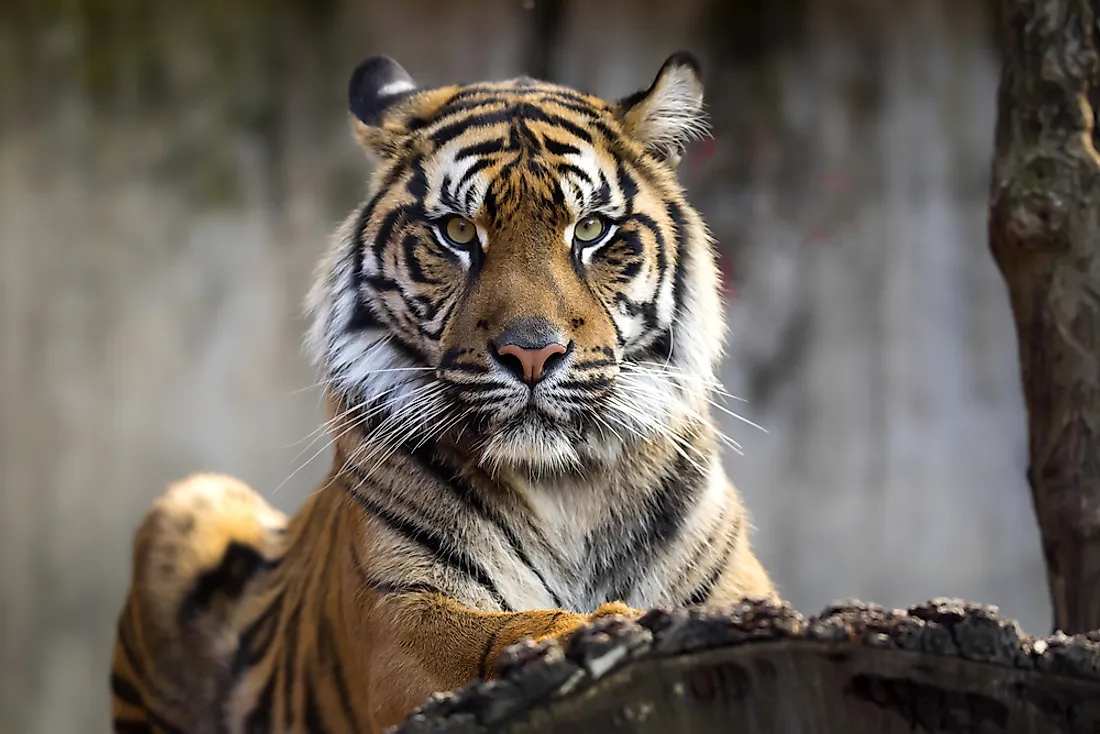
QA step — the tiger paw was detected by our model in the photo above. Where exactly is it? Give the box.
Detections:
[589,601,643,621]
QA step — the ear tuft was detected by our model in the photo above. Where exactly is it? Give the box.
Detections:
[348,55,418,126]
[615,51,709,164]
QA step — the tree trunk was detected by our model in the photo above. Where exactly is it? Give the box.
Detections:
[989,0,1100,634]
[395,599,1100,733]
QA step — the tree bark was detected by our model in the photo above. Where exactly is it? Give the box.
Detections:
[394,599,1100,733]
[989,0,1100,634]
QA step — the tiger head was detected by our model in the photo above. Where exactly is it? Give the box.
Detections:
[307,52,725,476]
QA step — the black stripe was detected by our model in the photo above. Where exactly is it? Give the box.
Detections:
[667,200,689,314]
[598,449,707,602]
[319,616,363,731]
[438,173,458,210]
[430,106,594,151]
[405,155,428,199]
[368,203,413,261]
[110,676,186,734]
[450,384,514,397]
[146,710,186,734]
[644,328,675,363]
[595,169,613,209]
[302,673,328,734]
[572,359,615,370]
[456,138,506,160]
[456,157,495,202]
[442,364,493,377]
[114,609,148,683]
[235,593,284,674]
[534,110,594,144]
[539,94,603,117]
[614,223,646,258]
[112,719,154,734]
[349,161,408,331]
[544,137,580,157]
[414,98,508,131]
[615,159,639,207]
[557,376,612,391]
[405,446,565,609]
[348,485,512,611]
[363,274,400,293]
[403,234,444,286]
[544,610,565,635]
[478,621,506,679]
[361,578,444,596]
[111,673,145,709]
[430,109,515,149]
[682,525,740,607]
[635,201,688,364]
[556,162,595,190]
[281,605,302,726]
[177,542,275,624]
[650,451,705,549]
[465,182,481,213]
[635,212,668,305]
[449,84,593,106]
[439,348,488,372]
[244,669,275,734]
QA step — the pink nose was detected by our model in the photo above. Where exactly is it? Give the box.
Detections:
[495,342,567,385]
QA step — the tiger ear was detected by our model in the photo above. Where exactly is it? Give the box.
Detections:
[347,55,423,159]
[613,51,709,166]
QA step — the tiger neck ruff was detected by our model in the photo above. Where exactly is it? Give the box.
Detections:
[111,52,776,734]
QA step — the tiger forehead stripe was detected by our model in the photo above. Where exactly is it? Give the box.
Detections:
[418,103,628,228]
[423,95,608,151]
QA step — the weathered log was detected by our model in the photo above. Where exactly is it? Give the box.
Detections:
[989,0,1100,633]
[392,599,1100,733]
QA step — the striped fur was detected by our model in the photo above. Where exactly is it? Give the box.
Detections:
[111,52,776,733]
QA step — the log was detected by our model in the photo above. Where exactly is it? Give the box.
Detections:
[393,599,1100,733]
[989,0,1100,633]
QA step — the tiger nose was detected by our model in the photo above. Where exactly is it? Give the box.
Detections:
[491,318,569,385]
[495,343,568,385]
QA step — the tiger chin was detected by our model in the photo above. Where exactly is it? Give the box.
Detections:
[111,51,777,733]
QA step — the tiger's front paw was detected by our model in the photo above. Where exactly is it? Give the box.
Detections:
[589,601,643,622]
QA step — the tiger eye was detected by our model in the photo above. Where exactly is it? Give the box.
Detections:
[574,216,606,243]
[444,216,477,246]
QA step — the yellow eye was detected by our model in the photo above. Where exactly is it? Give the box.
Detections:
[574,215,606,244]
[442,216,477,247]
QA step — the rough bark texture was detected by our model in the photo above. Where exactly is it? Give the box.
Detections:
[989,0,1100,634]
[393,599,1100,733]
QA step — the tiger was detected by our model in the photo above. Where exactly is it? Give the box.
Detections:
[109,51,776,733]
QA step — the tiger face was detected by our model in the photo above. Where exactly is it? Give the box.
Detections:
[307,52,724,475]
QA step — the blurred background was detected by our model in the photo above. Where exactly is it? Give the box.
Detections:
[0,0,1046,731]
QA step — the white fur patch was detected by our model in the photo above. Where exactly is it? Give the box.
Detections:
[423,138,496,218]
[378,79,416,98]
[479,420,581,476]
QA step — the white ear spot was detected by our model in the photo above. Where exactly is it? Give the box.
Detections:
[377,79,416,98]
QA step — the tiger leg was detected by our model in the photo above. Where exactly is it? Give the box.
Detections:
[366,592,641,727]
[708,533,779,607]
[110,473,287,733]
